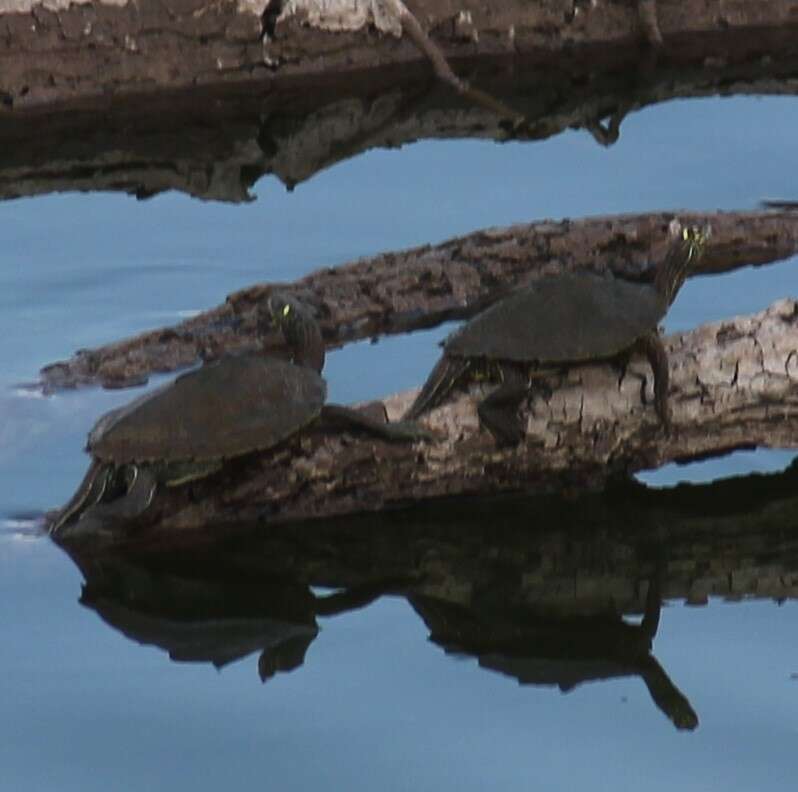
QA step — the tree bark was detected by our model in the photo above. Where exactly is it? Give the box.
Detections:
[4,2,798,203]
[3,0,798,111]
[58,436,798,609]
[53,297,798,539]
[37,209,798,392]
[4,22,798,202]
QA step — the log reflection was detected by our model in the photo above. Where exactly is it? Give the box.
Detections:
[54,459,798,728]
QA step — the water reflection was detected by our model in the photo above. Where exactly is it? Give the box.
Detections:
[55,459,798,732]
[4,36,798,204]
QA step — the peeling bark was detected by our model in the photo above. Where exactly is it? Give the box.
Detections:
[37,209,798,392]
[52,298,798,539]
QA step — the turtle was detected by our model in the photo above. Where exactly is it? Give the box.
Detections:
[402,223,710,445]
[52,294,425,533]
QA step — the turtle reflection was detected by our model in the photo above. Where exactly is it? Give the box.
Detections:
[72,549,394,683]
[53,471,740,731]
[56,460,798,727]
[60,533,696,728]
[411,569,698,731]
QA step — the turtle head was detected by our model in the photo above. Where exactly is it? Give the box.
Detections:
[680,223,711,262]
[264,293,326,374]
[656,221,711,306]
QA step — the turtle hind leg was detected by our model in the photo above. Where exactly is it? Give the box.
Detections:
[321,404,434,442]
[636,331,671,431]
[403,355,470,421]
[50,459,113,533]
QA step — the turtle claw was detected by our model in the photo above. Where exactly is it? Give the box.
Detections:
[49,460,113,534]
[61,465,158,535]
[384,420,437,443]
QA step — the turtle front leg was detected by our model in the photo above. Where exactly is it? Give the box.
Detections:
[403,355,470,421]
[50,459,113,533]
[638,0,664,47]
[477,365,531,447]
[636,331,671,431]
[78,465,158,525]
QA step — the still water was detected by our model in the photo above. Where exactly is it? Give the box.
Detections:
[2,96,798,789]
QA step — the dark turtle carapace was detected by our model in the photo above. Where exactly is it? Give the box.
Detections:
[52,294,424,534]
[403,224,709,445]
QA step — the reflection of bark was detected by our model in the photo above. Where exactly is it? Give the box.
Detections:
[49,297,798,532]
[39,210,798,391]
[55,446,798,607]
[56,464,798,720]
[4,33,798,203]
[2,0,798,111]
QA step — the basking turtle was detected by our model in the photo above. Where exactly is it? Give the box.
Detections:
[403,224,709,445]
[52,294,424,533]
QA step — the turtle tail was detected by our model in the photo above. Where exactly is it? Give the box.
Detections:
[403,355,469,421]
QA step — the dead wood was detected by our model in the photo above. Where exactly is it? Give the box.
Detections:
[3,0,798,111]
[38,209,798,392]
[57,449,798,610]
[52,297,798,539]
[3,6,798,201]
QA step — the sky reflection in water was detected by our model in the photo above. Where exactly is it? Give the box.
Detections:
[1,95,797,789]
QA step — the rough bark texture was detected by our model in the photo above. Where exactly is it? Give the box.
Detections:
[2,0,798,111]
[3,4,798,201]
[53,297,798,540]
[37,209,798,392]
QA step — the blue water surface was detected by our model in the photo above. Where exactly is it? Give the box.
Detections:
[1,95,797,790]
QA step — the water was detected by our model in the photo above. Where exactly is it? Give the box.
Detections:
[2,95,798,789]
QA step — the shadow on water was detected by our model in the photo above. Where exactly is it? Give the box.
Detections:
[53,458,798,731]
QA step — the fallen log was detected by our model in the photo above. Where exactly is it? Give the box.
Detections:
[57,457,798,606]
[52,297,798,540]
[3,0,798,111]
[55,461,798,722]
[37,209,798,392]
[4,22,798,202]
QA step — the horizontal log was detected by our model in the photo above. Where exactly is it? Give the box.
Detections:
[3,0,798,110]
[38,209,798,392]
[4,20,798,202]
[60,457,798,610]
[52,297,798,539]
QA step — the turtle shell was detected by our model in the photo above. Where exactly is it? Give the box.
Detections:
[88,355,326,464]
[445,273,666,364]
